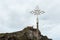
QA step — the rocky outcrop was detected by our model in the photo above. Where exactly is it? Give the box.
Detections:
[0,26,52,40]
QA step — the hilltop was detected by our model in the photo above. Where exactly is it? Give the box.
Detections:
[0,26,52,40]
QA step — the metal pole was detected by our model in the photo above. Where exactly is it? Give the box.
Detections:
[36,15,39,40]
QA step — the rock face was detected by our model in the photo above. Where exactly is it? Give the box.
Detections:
[0,26,52,40]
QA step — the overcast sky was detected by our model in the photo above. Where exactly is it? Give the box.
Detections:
[0,0,60,40]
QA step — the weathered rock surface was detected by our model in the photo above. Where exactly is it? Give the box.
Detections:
[0,26,52,40]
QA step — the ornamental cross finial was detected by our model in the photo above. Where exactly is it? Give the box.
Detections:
[30,6,45,15]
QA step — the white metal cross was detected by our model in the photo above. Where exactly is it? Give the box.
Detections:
[30,6,45,29]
